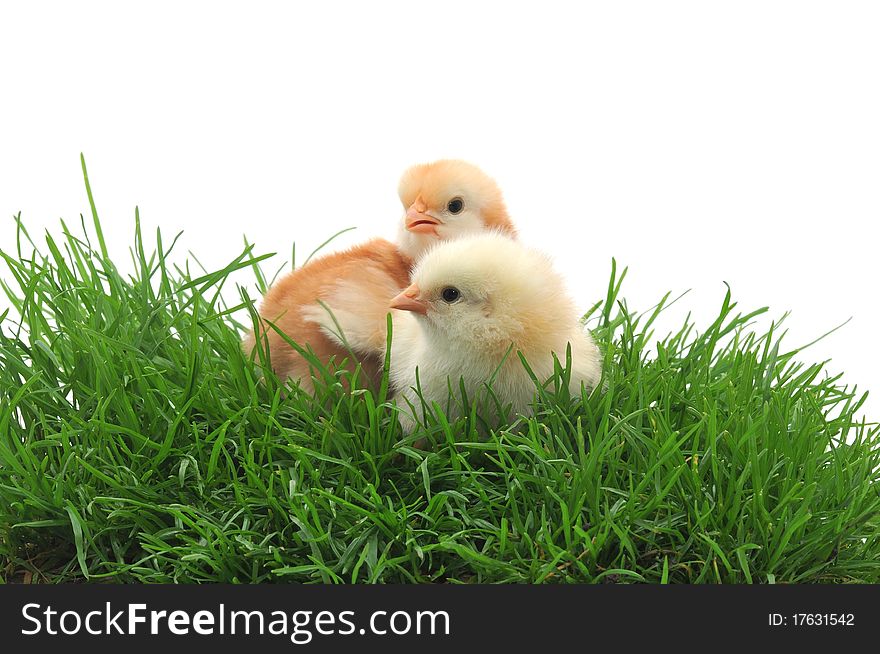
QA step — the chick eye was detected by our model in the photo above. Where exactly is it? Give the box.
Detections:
[446,197,464,214]
[440,287,461,303]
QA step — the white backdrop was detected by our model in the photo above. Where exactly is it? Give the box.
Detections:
[1,1,877,420]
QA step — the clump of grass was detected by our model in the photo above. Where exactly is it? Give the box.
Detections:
[1,163,878,583]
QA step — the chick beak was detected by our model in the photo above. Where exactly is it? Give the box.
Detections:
[405,195,441,235]
[390,284,428,315]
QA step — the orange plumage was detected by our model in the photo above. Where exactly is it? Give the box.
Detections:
[243,238,410,392]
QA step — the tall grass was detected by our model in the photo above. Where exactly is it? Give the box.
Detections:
[1,162,878,583]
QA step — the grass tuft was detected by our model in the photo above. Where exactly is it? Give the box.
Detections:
[1,167,878,583]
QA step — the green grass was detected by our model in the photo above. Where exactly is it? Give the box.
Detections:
[1,163,878,584]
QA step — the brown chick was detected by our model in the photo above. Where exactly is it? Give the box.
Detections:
[243,160,516,393]
[396,159,516,259]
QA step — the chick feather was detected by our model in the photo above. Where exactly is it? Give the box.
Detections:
[242,238,409,392]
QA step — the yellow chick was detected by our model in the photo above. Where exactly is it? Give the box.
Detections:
[387,232,602,433]
[244,160,515,392]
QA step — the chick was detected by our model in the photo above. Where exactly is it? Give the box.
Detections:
[396,159,516,260]
[244,160,515,392]
[386,233,602,433]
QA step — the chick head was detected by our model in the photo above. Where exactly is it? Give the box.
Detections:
[396,160,515,260]
[390,232,576,357]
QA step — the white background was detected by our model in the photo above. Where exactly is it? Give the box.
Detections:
[1,1,877,420]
